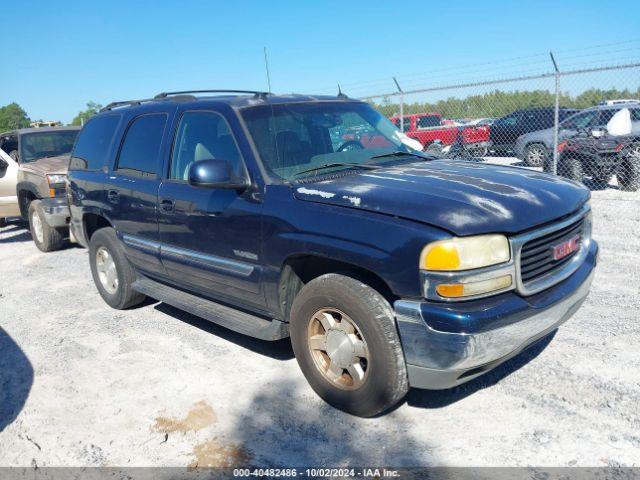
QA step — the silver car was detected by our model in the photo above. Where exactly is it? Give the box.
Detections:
[514,101,640,167]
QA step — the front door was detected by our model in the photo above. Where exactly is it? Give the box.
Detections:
[157,109,265,310]
[107,112,169,277]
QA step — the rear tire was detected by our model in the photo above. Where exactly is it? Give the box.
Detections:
[289,273,408,417]
[0,218,6,228]
[523,143,548,167]
[558,157,585,183]
[617,147,640,192]
[89,227,146,309]
[28,200,65,252]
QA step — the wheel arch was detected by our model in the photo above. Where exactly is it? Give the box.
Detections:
[83,212,114,242]
[16,182,40,220]
[277,253,397,323]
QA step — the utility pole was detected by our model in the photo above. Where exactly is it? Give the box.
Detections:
[550,52,560,175]
[263,47,272,93]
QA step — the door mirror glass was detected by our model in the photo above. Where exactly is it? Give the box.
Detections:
[187,159,247,190]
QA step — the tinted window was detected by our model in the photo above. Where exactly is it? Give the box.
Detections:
[497,113,518,126]
[562,111,598,130]
[170,111,243,181]
[417,115,441,129]
[631,108,640,122]
[598,109,619,126]
[392,117,411,132]
[116,114,167,176]
[70,115,121,170]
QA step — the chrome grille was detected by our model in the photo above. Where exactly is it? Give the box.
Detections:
[512,205,592,296]
[520,216,585,283]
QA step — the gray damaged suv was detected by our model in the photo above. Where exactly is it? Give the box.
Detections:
[515,101,640,167]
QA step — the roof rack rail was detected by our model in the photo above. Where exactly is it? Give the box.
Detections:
[154,90,271,100]
[99,98,155,112]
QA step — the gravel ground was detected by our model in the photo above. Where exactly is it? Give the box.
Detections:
[0,160,639,468]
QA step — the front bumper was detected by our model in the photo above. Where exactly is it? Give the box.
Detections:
[40,197,70,229]
[395,241,597,389]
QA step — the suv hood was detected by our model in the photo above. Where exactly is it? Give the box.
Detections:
[20,154,70,175]
[293,159,589,236]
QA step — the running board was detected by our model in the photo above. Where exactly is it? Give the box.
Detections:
[132,276,289,341]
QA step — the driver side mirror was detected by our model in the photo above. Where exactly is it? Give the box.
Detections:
[188,159,249,190]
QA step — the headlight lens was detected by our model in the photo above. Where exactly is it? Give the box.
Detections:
[47,174,67,186]
[420,234,510,271]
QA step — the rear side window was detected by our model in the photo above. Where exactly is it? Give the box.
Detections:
[116,114,167,176]
[70,115,121,170]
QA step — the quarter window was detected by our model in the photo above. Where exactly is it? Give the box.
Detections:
[116,114,167,176]
[70,115,121,170]
[170,111,243,181]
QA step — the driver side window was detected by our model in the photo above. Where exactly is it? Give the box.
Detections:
[170,111,243,181]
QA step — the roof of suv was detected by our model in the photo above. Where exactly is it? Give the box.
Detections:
[98,91,357,114]
[2,126,81,135]
[582,101,640,112]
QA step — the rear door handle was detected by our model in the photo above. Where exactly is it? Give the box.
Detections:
[107,190,119,203]
[160,198,175,213]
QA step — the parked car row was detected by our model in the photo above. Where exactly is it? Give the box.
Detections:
[1,91,599,417]
[389,112,491,156]
[0,126,80,246]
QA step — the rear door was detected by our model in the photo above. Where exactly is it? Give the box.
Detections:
[106,112,170,277]
[157,107,265,310]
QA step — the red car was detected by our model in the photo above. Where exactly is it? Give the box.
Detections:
[390,113,490,155]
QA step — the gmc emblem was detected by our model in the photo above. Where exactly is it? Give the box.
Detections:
[552,235,581,261]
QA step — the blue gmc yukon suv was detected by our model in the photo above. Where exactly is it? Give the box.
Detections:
[67,90,598,417]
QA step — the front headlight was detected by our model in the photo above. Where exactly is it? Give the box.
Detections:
[420,234,514,301]
[47,174,67,186]
[420,234,510,271]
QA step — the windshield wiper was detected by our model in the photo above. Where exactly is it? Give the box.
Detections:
[368,150,431,161]
[293,162,381,177]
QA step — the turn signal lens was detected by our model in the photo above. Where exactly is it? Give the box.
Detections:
[420,235,510,271]
[436,274,513,298]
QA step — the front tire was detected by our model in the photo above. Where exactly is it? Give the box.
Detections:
[89,227,146,309]
[617,147,640,192]
[28,200,65,252]
[289,274,408,417]
[558,157,585,183]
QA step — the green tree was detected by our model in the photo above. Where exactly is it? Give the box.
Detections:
[71,101,103,126]
[0,103,31,131]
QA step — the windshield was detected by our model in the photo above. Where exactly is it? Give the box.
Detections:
[241,102,418,180]
[20,130,79,163]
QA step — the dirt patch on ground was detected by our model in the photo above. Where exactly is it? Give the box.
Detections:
[189,439,252,469]
[153,400,217,434]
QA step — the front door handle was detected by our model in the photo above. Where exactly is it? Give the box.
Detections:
[107,190,119,204]
[160,198,175,213]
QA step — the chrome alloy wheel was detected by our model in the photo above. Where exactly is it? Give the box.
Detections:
[307,308,370,390]
[31,210,44,244]
[95,246,119,295]
[527,145,546,164]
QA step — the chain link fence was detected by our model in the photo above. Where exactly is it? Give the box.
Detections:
[353,60,640,233]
